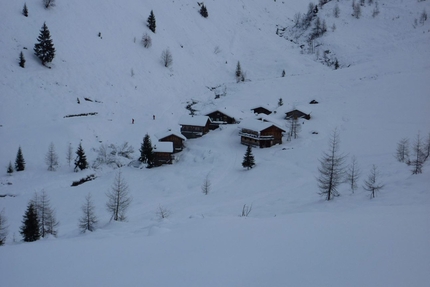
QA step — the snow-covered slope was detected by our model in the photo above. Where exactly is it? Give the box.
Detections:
[1,0,430,286]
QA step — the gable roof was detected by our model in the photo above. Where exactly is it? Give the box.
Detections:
[178,115,211,127]
[204,107,243,120]
[153,141,173,153]
[155,129,187,141]
[285,105,312,115]
[250,106,272,114]
[239,118,286,132]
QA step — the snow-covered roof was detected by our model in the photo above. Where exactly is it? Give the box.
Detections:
[178,115,211,127]
[155,129,187,141]
[285,105,312,115]
[153,141,173,153]
[255,114,285,127]
[239,118,286,132]
[204,107,244,120]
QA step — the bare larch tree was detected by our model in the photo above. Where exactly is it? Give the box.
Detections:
[317,128,346,200]
[106,170,132,221]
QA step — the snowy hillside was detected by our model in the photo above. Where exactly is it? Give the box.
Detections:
[1,0,430,286]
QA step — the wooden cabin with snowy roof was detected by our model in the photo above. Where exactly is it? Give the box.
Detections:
[251,106,272,115]
[285,107,311,120]
[239,119,286,148]
[155,130,186,153]
[205,107,240,129]
[153,142,174,166]
[178,115,211,139]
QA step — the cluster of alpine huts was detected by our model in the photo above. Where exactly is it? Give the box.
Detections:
[153,102,315,166]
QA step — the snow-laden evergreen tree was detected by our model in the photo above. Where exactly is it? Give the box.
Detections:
[74,143,88,172]
[106,171,132,222]
[363,165,384,199]
[20,203,40,242]
[147,10,156,33]
[242,145,256,170]
[139,134,154,167]
[15,146,25,171]
[317,129,346,201]
[0,208,8,246]
[78,193,98,233]
[34,22,55,66]
[23,3,28,17]
[19,51,26,68]
[45,142,59,171]
[32,191,59,238]
[199,4,208,18]
[7,161,13,175]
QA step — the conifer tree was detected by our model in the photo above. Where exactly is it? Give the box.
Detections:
[0,208,8,246]
[147,10,156,33]
[15,146,25,171]
[200,4,208,18]
[34,22,56,66]
[32,191,59,238]
[19,51,26,68]
[20,203,40,242]
[45,142,59,171]
[235,61,242,83]
[106,171,132,222]
[78,193,98,233]
[139,134,154,167]
[363,165,384,199]
[74,143,88,172]
[23,3,28,17]
[317,129,346,201]
[66,143,73,167]
[345,156,360,193]
[7,161,14,175]
[242,145,256,170]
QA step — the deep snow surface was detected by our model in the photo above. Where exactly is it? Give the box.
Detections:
[1,0,430,286]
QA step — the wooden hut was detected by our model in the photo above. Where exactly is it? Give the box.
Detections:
[153,142,174,166]
[155,130,186,153]
[179,115,211,139]
[239,119,286,148]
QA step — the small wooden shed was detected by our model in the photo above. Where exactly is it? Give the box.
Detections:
[153,142,174,166]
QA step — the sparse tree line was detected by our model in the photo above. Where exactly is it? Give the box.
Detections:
[395,132,430,175]
[0,168,186,244]
[317,129,429,201]
[18,3,211,70]
[316,129,378,201]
